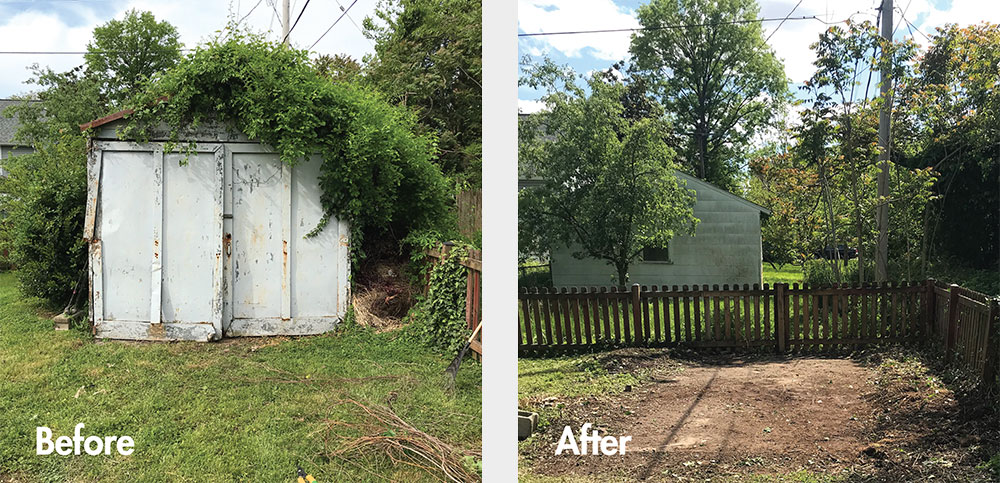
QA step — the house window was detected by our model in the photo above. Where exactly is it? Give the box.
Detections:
[642,245,671,263]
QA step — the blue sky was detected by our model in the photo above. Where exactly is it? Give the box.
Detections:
[0,0,378,98]
[518,0,984,114]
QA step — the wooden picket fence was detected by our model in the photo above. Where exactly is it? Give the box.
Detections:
[426,245,482,358]
[518,280,999,389]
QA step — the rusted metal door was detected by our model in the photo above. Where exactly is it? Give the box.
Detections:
[86,142,225,341]
[86,140,349,341]
[222,145,350,336]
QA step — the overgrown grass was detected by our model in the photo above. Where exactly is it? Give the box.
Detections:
[0,272,481,482]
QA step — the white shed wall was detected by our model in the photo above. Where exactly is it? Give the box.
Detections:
[550,175,765,288]
[87,135,349,341]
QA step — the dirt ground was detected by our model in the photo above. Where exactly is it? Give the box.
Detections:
[520,349,1000,482]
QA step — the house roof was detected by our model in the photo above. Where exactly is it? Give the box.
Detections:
[0,99,40,145]
[519,169,771,214]
[672,170,771,214]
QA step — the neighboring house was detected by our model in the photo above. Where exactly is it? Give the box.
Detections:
[0,99,37,176]
[521,170,771,288]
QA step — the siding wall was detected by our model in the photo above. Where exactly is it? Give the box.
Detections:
[550,174,765,288]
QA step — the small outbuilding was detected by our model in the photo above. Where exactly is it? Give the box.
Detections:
[81,111,350,341]
[535,170,770,288]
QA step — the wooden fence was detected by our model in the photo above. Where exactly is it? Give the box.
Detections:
[456,189,482,240]
[427,245,482,358]
[518,281,999,389]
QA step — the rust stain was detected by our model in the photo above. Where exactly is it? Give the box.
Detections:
[147,322,166,339]
[339,234,349,247]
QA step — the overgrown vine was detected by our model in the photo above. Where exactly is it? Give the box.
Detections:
[116,27,453,262]
[411,245,471,353]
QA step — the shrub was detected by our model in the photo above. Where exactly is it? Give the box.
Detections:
[802,259,859,286]
[0,135,88,306]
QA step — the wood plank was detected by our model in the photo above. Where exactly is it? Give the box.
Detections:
[582,287,593,345]
[652,288,662,343]
[600,287,611,343]
[713,285,722,341]
[641,286,651,343]
[672,286,682,344]
[683,286,693,343]
[694,287,703,342]
[520,289,533,346]
[753,285,761,342]
[542,291,554,345]
[792,284,800,344]
[530,289,543,346]
[554,288,566,344]
[608,287,623,343]
[571,287,583,344]
[724,285,733,341]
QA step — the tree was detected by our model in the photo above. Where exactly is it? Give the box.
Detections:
[902,23,1000,273]
[519,72,698,285]
[314,54,362,84]
[0,11,182,305]
[84,9,183,107]
[630,0,788,190]
[363,0,481,188]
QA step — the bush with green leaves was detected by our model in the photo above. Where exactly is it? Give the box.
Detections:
[0,135,88,305]
[121,29,453,261]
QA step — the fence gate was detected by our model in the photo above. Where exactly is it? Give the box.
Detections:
[86,140,349,341]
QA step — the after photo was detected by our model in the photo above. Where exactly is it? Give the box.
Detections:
[517,0,1000,481]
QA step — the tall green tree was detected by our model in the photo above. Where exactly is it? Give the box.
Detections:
[84,9,183,107]
[630,0,788,190]
[902,23,1000,273]
[363,0,482,188]
[519,71,698,285]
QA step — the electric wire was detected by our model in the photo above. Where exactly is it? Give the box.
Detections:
[282,0,311,43]
[765,0,804,43]
[309,0,358,50]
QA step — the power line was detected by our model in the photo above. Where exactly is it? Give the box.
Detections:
[0,49,194,55]
[518,14,848,38]
[897,9,931,42]
[766,0,804,43]
[309,0,358,50]
[282,0,310,43]
[237,0,265,26]
[333,0,374,48]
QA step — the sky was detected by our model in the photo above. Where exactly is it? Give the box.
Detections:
[518,0,999,113]
[0,0,378,98]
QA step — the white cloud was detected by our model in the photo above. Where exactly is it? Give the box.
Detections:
[518,99,547,114]
[0,0,377,97]
[518,0,639,61]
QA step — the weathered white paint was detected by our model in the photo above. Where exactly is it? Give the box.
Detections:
[549,171,768,288]
[86,125,350,341]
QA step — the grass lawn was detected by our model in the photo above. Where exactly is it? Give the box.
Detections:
[762,263,805,285]
[0,272,481,482]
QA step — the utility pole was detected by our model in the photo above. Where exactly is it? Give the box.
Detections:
[282,0,290,45]
[875,0,892,282]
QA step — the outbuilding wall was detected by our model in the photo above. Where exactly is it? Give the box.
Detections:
[550,172,766,288]
[85,122,349,341]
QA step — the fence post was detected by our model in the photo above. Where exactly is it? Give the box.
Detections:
[982,298,999,391]
[924,279,936,340]
[775,283,787,353]
[946,284,960,362]
[631,283,642,344]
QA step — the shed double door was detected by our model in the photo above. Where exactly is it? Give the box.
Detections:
[89,141,349,341]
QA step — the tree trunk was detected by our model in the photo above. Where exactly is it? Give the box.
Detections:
[819,164,842,282]
[615,262,629,288]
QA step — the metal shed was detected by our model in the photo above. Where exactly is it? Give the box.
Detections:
[81,112,350,341]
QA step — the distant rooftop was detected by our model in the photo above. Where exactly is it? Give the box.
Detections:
[0,99,40,145]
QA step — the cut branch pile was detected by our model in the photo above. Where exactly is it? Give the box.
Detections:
[323,399,481,483]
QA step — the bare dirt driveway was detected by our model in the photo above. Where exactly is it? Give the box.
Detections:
[519,349,1000,482]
